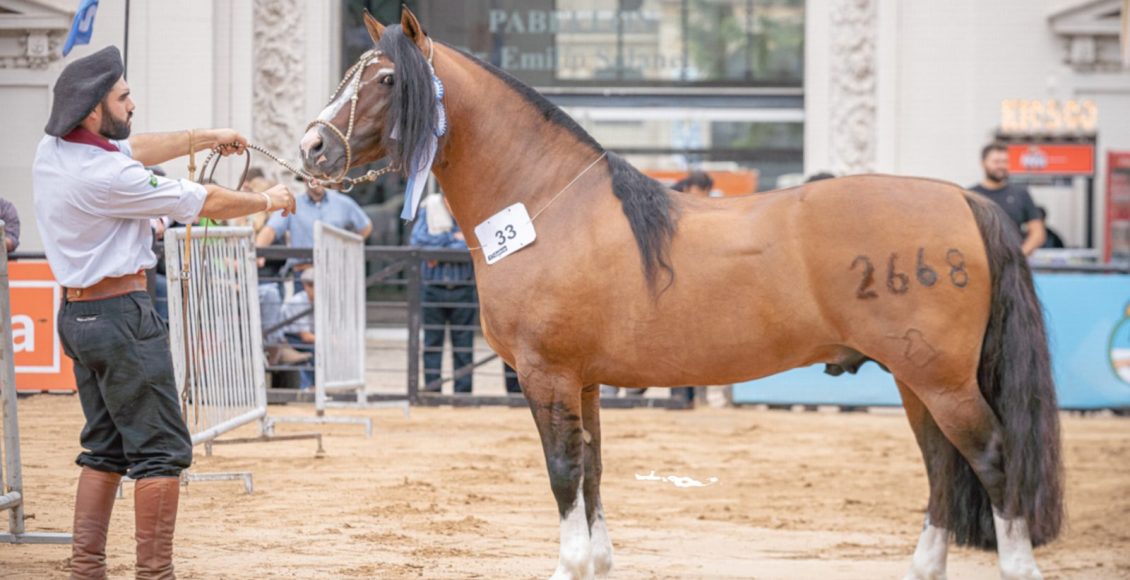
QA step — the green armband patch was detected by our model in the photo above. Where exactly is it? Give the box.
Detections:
[148,173,159,188]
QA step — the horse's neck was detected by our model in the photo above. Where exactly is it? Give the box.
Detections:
[430,54,605,243]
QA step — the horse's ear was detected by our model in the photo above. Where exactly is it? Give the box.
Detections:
[363,9,384,45]
[399,6,429,53]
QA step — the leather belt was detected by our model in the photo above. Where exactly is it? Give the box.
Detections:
[65,271,147,302]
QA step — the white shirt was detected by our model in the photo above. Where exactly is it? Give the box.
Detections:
[282,290,314,336]
[32,135,207,288]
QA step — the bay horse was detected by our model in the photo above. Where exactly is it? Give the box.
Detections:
[300,9,1062,580]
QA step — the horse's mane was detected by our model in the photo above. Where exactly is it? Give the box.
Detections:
[456,47,680,291]
[377,26,440,175]
[380,25,677,290]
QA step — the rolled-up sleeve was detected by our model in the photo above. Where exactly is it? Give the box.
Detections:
[101,163,208,223]
[265,212,289,241]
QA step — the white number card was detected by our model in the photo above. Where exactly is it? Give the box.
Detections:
[474,202,537,265]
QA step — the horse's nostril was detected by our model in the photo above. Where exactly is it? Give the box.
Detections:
[300,130,325,161]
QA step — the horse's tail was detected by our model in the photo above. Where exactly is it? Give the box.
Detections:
[939,192,1064,549]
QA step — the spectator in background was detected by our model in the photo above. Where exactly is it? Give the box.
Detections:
[256,178,372,294]
[1037,206,1066,249]
[969,142,1046,255]
[235,168,287,286]
[282,268,317,390]
[231,168,311,370]
[0,196,20,252]
[230,166,275,232]
[672,170,714,196]
[411,194,476,394]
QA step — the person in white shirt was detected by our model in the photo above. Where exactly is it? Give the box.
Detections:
[281,268,317,389]
[31,46,296,580]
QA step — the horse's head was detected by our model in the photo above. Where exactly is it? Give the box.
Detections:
[300,8,439,184]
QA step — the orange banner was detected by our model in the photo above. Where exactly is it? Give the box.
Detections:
[1007,144,1095,176]
[10,261,75,391]
[644,169,759,197]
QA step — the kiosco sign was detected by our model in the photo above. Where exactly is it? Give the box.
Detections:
[1000,99,1098,134]
[10,261,75,391]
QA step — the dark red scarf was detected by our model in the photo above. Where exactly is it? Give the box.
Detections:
[61,127,120,153]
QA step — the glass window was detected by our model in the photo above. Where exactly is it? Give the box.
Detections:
[343,0,804,88]
[340,1,805,194]
[575,113,803,191]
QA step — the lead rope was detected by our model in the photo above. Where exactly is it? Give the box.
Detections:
[465,152,607,251]
[181,130,198,424]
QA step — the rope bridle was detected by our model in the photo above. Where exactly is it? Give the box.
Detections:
[194,47,400,193]
[301,47,399,192]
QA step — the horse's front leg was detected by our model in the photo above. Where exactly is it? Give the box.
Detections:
[525,371,593,580]
[581,384,612,576]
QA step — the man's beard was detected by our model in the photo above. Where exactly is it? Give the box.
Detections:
[98,103,131,140]
[985,168,1008,185]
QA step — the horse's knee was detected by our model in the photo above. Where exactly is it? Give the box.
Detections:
[966,430,1006,505]
[916,384,1007,507]
[547,454,583,517]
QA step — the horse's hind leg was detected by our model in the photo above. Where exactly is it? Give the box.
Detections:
[581,384,612,576]
[525,371,593,580]
[896,380,951,580]
[907,377,1042,580]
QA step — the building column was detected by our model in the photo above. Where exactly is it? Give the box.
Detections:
[252,0,339,183]
[804,0,880,176]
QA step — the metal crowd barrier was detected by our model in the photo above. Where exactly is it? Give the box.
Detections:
[0,224,69,543]
[166,227,271,444]
[265,224,409,436]
[165,227,321,491]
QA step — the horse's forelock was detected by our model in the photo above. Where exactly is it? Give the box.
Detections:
[376,25,438,175]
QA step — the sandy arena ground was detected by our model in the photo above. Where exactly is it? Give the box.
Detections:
[1,394,1127,579]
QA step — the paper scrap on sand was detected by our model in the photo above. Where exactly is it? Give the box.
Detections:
[634,471,719,488]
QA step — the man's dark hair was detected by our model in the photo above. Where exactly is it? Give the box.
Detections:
[806,171,835,182]
[673,170,714,192]
[686,170,713,190]
[246,167,265,181]
[982,141,1008,160]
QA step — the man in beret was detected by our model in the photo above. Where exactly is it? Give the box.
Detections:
[32,46,297,580]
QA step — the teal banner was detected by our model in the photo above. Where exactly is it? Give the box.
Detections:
[733,273,1130,410]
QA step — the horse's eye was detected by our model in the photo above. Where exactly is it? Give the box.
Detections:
[380,75,394,86]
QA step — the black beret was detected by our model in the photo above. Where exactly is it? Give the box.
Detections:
[44,46,124,137]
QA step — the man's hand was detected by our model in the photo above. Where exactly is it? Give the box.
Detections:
[264,184,297,216]
[209,128,248,156]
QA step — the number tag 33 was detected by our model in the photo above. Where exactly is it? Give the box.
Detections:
[474,203,537,265]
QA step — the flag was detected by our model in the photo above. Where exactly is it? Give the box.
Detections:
[63,0,100,57]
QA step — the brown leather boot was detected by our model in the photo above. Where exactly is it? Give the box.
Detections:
[134,477,180,580]
[70,467,122,580]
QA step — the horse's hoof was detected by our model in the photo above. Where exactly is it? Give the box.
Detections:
[549,559,596,580]
[903,571,946,580]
